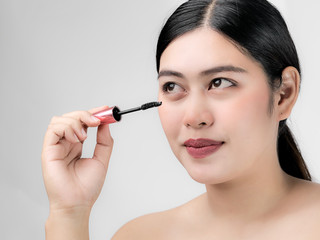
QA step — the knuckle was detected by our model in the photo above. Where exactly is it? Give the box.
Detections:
[109,136,114,145]
[64,110,85,117]
[72,110,83,116]
[50,115,59,123]
[63,110,91,123]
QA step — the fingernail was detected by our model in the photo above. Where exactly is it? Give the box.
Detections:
[91,116,100,122]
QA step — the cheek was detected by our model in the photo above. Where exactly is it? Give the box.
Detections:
[158,102,182,142]
[219,88,272,140]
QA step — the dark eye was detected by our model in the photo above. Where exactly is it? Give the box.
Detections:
[163,83,175,92]
[162,82,184,94]
[209,78,235,89]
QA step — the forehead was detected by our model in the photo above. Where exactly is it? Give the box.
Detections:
[159,28,263,75]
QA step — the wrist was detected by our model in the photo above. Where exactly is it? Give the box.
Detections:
[49,205,92,217]
[46,207,91,240]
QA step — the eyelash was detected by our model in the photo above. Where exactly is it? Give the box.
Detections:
[209,78,236,89]
[162,78,236,94]
[162,82,183,93]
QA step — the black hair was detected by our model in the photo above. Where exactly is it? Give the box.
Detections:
[156,0,311,181]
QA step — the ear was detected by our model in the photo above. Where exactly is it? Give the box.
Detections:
[276,66,300,121]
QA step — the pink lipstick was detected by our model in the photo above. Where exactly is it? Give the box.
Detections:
[93,101,162,124]
[184,138,223,159]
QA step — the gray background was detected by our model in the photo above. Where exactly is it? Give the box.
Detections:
[1,0,319,239]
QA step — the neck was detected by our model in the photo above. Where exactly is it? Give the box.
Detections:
[204,155,293,222]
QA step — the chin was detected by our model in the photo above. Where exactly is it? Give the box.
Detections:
[175,149,237,185]
[185,164,233,185]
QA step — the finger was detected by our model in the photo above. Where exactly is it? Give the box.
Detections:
[44,121,80,147]
[43,107,106,149]
[42,138,71,162]
[88,105,110,115]
[62,110,101,128]
[92,124,113,170]
[65,142,82,165]
[53,117,88,142]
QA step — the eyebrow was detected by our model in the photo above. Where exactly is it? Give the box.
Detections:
[158,65,247,79]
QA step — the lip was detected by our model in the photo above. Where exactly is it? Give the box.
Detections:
[184,138,224,159]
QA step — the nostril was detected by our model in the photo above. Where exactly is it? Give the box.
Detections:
[186,121,210,128]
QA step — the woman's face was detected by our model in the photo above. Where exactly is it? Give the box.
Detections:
[158,28,280,184]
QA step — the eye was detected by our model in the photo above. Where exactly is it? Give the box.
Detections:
[209,78,235,90]
[162,82,185,94]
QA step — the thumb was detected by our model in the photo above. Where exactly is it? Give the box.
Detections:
[92,123,114,170]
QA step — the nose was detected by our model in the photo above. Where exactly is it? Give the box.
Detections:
[183,97,214,129]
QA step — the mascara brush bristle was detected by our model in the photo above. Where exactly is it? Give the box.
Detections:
[117,101,162,116]
[141,101,162,110]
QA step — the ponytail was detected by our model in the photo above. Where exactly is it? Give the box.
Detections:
[277,120,311,181]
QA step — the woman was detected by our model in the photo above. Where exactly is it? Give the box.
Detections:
[42,0,320,239]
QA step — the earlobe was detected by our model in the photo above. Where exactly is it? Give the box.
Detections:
[277,66,300,121]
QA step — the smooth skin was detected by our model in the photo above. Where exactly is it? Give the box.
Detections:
[42,28,320,239]
[42,106,113,240]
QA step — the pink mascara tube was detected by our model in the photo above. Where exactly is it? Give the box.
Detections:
[93,101,162,124]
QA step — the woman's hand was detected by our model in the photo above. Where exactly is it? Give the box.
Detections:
[41,106,113,213]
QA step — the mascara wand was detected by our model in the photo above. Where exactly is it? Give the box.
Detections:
[93,101,162,124]
[117,102,162,115]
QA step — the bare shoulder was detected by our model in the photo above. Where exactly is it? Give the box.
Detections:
[111,194,205,240]
[279,177,320,238]
[111,211,172,240]
[287,177,320,217]
[290,177,320,200]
